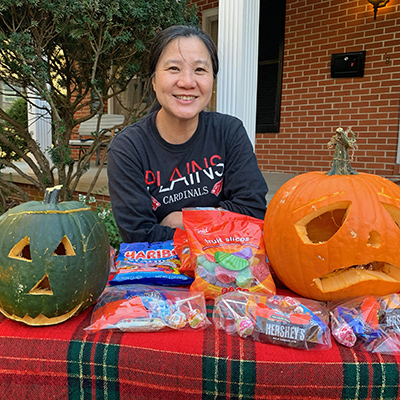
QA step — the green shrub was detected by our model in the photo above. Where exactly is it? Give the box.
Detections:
[95,202,122,253]
[0,97,28,162]
[79,194,122,253]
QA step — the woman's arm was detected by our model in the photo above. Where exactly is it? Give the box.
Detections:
[107,141,176,243]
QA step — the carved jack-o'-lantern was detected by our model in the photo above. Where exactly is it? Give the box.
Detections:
[264,128,400,301]
[0,186,110,325]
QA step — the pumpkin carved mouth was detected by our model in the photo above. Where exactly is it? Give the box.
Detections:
[0,304,82,326]
[313,261,400,293]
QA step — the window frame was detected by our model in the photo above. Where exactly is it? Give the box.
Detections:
[256,0,286,133]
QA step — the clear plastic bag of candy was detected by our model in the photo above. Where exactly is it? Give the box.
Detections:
[109,241,194,286]
[213,291,331,350]
[85,284,211,333]
[109,246,117,272]
[329,294,400,353]
[181,208,276,299]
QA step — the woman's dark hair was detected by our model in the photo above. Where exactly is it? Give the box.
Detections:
[149,25,219,79]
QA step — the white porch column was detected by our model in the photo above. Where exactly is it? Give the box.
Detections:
[27,88,52,156]
[216,0,260,147]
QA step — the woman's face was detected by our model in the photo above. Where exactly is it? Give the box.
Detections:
[152,36,214,124]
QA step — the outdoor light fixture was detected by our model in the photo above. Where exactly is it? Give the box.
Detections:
[367,0,389,20]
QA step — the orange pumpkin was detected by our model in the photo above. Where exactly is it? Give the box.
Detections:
[264,128,400,301]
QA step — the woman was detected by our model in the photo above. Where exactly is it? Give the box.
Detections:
[107,25,268,243]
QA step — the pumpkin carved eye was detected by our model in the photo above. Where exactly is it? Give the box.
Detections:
[381,203,400,229]
[52,236,76,256]
[295,202,351,244]
[8,235,76,262]
[8,236,32,261]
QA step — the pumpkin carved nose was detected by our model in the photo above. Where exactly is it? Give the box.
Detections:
[29,274,53,295]
[367,230,382,248]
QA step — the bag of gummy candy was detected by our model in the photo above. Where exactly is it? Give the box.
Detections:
[182,208,276,299]
[109,240,194,286]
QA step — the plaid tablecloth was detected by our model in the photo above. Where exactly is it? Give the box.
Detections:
[0,290,399,400]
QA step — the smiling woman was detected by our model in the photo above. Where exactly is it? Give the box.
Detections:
[107,25,268,244]
[151,36,214,143]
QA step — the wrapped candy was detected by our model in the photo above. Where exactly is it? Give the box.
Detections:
[188,309,206,329]
[168,311,187,329]
[332,321,357,347]
[235,316,255,338]
[219,298,255,338]
[176,295,207,329]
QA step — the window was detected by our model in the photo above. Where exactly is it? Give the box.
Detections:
[201,3,285,128]
[0,81,22,111]
[256,0,286,133]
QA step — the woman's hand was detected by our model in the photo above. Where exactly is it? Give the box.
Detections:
[160,211,184,230]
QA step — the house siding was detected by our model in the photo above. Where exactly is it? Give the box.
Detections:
[193,0,400,179]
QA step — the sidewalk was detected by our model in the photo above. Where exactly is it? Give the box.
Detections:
[263,171,296,203]
[3,162,296,202]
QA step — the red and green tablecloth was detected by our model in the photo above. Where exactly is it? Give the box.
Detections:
[0,290,399,399]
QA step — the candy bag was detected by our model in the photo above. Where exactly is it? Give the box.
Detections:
[182,208,276,299]
[85,284,210,333]
[329,294,400,353]
[329,296,383,349]
[115,240,178,267]
[366,293,400,353]
[213,291,331,350]
[109,241,194,286]
[173,228,194,277]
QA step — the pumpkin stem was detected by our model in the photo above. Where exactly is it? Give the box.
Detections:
[43,185,63,204]
[327,127,358,176]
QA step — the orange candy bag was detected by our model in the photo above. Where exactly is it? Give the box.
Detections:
[173,227,194,277]
[182,208,276,299]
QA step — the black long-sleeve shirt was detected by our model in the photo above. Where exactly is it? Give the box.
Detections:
[107,110,268,243]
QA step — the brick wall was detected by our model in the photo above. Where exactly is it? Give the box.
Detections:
[14,183,112,211]
[256,0,400,178]
[190,0,218,14]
